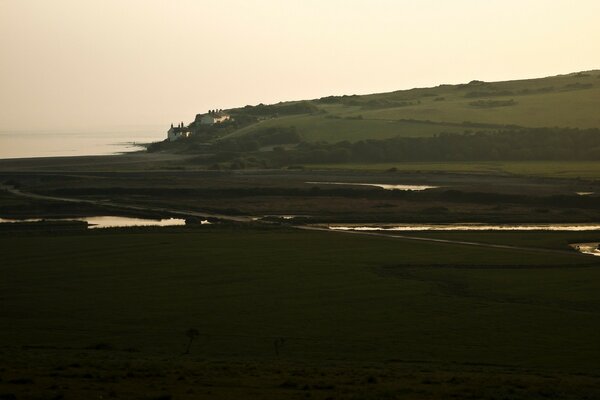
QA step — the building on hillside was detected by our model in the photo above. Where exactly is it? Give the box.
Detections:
[167,122,191,141]
[195,109,231,126]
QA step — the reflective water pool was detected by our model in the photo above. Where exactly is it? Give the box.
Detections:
[0,216,187,229]
[329,223,600,232]
[306,182,438,191]
[570,242,600,256]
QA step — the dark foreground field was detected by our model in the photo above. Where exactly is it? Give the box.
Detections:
[1,226,600,399]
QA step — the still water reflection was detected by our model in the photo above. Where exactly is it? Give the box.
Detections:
[0,129,164,159]
[330,223,600,232]
[306,182,437,191]
[0,216,187,229]
[570,242,600,256]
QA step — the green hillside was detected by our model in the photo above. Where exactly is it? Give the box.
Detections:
[222,70,600,143]
[148,70,600,169]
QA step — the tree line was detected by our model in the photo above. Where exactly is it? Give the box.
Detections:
[264,128,600,164]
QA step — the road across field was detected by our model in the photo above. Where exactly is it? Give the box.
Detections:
[0,184,254,223]
[1,184,591,258]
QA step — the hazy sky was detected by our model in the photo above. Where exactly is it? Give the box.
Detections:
[1,0,599,132]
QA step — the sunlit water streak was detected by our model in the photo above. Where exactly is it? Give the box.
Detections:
[83,216,187,228]
[570,242,600,256]
[306,182,438,191]
[329,224,600,232]
[0,216,187,229]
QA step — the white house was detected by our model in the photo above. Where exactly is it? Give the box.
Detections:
[195,110,231,125]
[167,122,190,141]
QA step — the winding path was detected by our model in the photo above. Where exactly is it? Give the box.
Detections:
[0,184,253,223]
[296,225,589,257]
[1,184,592,258]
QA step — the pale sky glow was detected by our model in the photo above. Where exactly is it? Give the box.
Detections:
[1,0,599,131]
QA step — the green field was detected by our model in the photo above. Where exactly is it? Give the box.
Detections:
[2,227,599,369]
[3,226,600,399]
[225,115,468,142]
[360,83,600,129]
[221,70,600,144]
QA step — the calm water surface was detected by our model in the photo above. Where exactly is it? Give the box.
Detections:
[83,216,187,228]
[306,182,438,191]
[330,223,600,231]
[0,128,164,159]
[570,242,600,256]
[0,216,187,229]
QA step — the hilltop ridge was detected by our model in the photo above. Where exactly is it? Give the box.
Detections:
[170,70,600,144]
[149,70,600,168]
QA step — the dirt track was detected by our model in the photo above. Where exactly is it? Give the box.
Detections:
[2,184,593,258]
[1,184,253,223]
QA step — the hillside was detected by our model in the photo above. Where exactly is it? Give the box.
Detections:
[148,70,600,168]
[219,70,600,143]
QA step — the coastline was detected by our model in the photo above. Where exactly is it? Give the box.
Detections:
[0,129,164,160]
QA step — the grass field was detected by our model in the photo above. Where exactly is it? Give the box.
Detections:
[4,350,600,400]
[359,84,600,129]
[224,115,468,142]
[327,71,600,129]
[1,227,599,369]
[2,226,600,399]
[388,230,600,250]
[221,70,600,144]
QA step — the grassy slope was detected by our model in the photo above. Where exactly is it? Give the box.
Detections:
[227,115,467,142]
[1,227,599,371]
[360,77,600,128]
[221,70,600,144]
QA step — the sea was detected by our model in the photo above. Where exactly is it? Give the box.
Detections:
[0,127,165,159]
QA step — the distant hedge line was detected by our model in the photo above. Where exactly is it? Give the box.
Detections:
[262,128,600,164]
[44,187,600,210]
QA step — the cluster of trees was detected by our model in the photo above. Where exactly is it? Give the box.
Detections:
[463,82,593,99]
[360,99,417,109]
[213,126,301,153]
[464,90,514,98]
[564,82,593,90]
[316,94,360,104]
[202,127,600,168]
[315,94,417,110]
[469,99,516,108]
[278,128,600,164]
[214,128,600,167]
[44,186,600,212]
[238,101,318,117]
[152,120,600,167]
